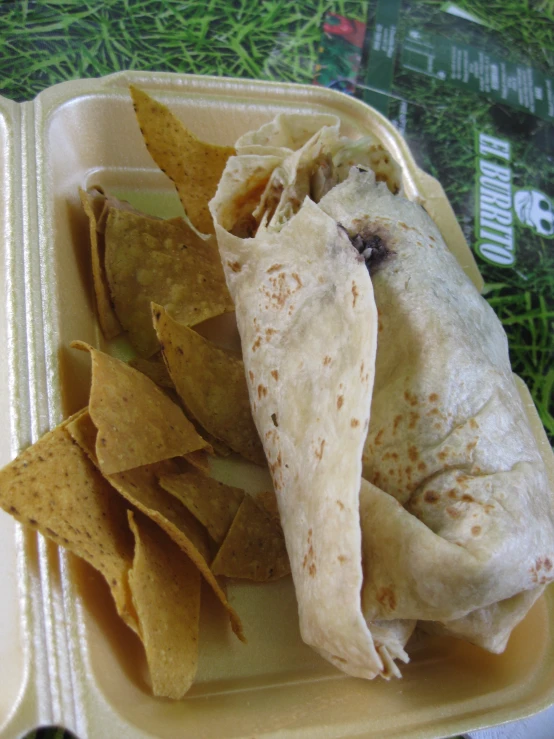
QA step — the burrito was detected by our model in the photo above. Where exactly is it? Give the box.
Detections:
[210,113,554,679]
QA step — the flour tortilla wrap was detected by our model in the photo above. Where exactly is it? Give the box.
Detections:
[211,114,554,679]
[211,115,413,680]
[318,169,554,651]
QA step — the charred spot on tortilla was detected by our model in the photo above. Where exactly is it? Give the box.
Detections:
[348,231,392,272]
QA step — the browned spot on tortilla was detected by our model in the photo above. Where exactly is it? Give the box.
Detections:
[424,490,439,504]
[336,395,344,410]
[314,439,325,461]
[418,461,427,472]
[409,412,419,429]
[428,393,439,403]
[350,418,360,428]
[252,336,262,352]
[388,468,394,476]
[408,445,418,462]
[257,384,267,399]
[248,370,254,383]
[228,260,242,272]
[404,390,418,407]
[336,500,344,510]
[351,281,359,308]
[467,440,477,452]
[373,472,381,486]
[376,587,396,611]
[469,418,479,430]
[461,494,474,503]
[434,423,442,430]
[471,525,481,536]
[484,504,495,513]
[374,429,384,446]
[337,555,346,564]
[267,263,283,273]
[308,563,317,577]
[271,369,279,381]
[438,450,449,461]
[292,273,302,288]
[393,415,402,433]
[323,355,332,366]
[446,506,461,519]
[448,489,457,499]
[428,408,440,416]
[360,361,364,378]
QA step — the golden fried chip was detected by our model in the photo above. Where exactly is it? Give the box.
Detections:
[160,470,244,544]
[79,187,122,339]
[130,85,235,234]
[182,450,211,474]
[128,511,200,699]
[0,415,138,633]
[211,495,290,582]
[128,353,175,390]
[72,342,209,474]
[104,209,234,357]
[152,305,265,465]
[67,409,244,641]
[255,490,280,521]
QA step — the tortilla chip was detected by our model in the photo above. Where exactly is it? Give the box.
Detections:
[67,409,244,641]
[182,450,211,474]
[152,305,265,465]
[128,353,175,390]
[130,85,235,234]
[72,342,209,474]
[79,188,122,339]
[0,415,138,633]
[127,511,201,699]
[211,495,290,582]
[255,490,280,521]
[159,470,244,544]
[104,208,234,357]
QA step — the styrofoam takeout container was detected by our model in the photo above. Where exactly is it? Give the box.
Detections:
[1,72,553,739]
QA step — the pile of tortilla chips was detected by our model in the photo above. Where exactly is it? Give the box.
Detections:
[0,88,292,700]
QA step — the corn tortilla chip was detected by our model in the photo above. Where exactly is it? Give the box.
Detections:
[128,511,201,699]
[211,495,290,582]
[67,409,244,641]
[152,305,265,465]
[128,353,175,390]
[79,187,122,339]
[72,342,209,474]
[159,470,244,544]
[0,415,138,633]
[130,85,234,234]
[104,208,234,357]
[255,490,280,521]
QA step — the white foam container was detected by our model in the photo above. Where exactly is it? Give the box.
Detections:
[1,72,553,739]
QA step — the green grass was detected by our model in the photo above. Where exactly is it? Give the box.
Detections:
[0,0,367,102]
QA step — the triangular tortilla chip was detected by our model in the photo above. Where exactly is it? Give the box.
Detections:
[159,470,244,544]
[128,511,200,699]
[128,353,175,390]
[152,305,265,465]
[0,415,138,633]
[255,490,280,521]
[104,208,234,357]
[72,342,209,474]
[67,409,244,641]
[79,187,122,339]
[211,495,290,582]
[130,85,235,234]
